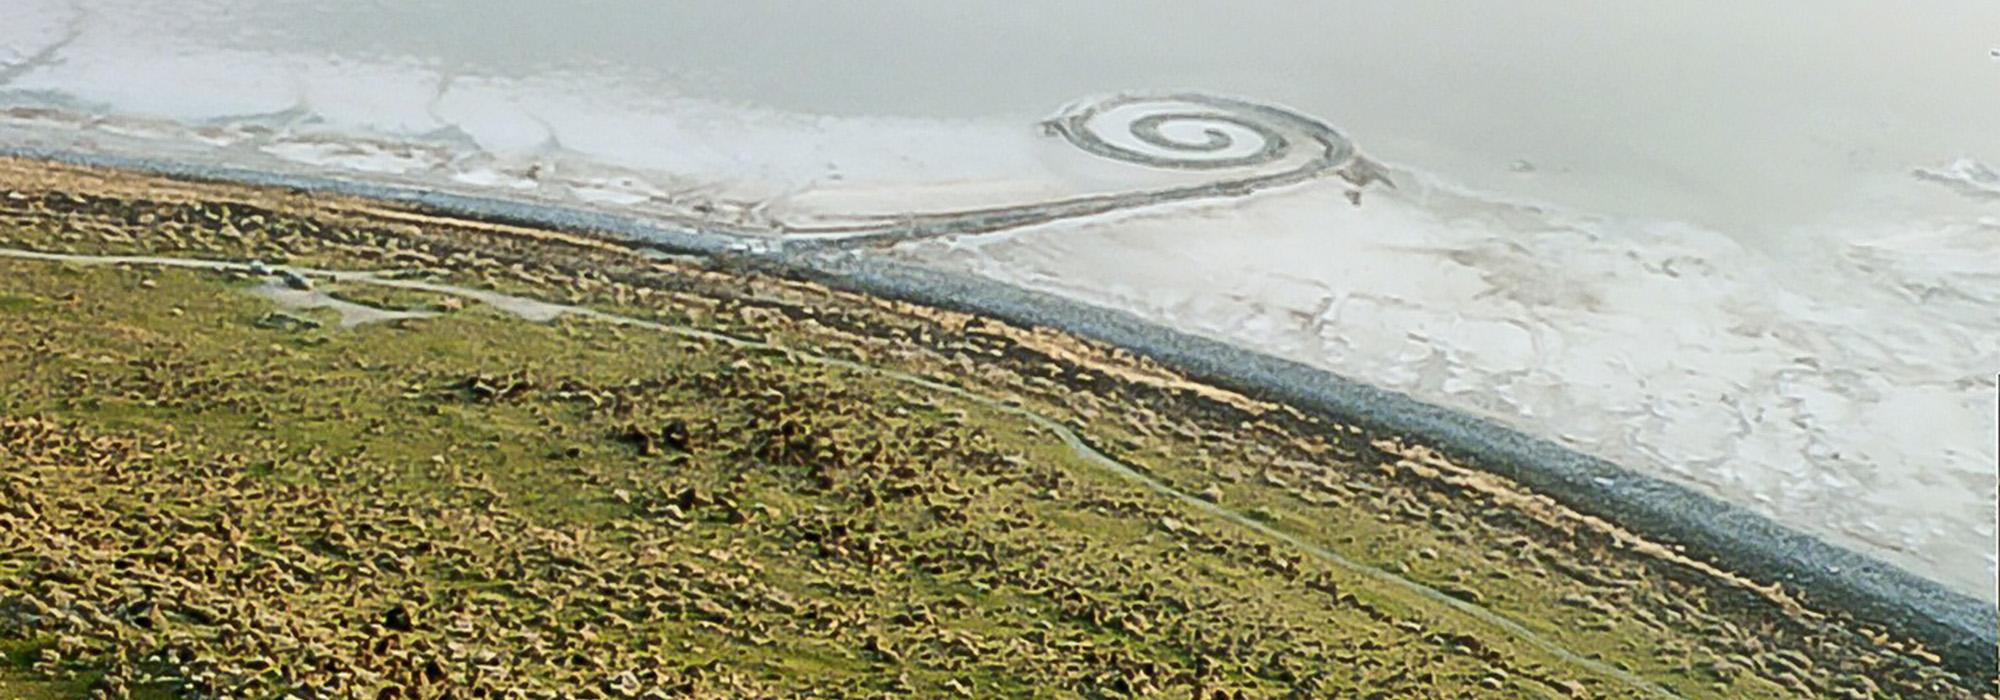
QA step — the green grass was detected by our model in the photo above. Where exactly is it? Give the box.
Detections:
[0,170,1976,698]
[0,291,42,313]
[0,263,1634,697]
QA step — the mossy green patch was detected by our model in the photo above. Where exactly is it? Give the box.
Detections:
[0,291,42,312]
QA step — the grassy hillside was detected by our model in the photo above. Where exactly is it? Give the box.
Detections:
[0,159,1984,698]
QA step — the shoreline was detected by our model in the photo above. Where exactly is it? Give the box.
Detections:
[3,145,1993,677]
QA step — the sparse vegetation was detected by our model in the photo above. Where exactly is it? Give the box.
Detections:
[0,158,1987,698]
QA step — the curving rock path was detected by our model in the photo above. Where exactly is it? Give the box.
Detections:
[778,93,1374,244]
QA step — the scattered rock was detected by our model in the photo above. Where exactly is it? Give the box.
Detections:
[280,270,314,291]
[254,311,321,331]
[383,604,416,633]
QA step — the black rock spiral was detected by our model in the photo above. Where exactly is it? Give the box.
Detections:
[1045,93,1350,172]
[778,92,1360,242]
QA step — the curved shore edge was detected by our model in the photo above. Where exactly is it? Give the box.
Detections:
[4,145,1994,678]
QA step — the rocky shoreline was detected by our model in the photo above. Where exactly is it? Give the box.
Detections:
[0,156,1992,697]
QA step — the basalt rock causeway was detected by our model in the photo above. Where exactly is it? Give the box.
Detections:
[0,156,1994,698]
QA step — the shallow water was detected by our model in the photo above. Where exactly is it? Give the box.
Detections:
[10,1,1997,226]
[250,282,436,328]
[4,0,1996,598]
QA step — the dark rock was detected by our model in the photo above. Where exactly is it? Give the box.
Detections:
[384,604,415,633]
[254,311,321,331]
